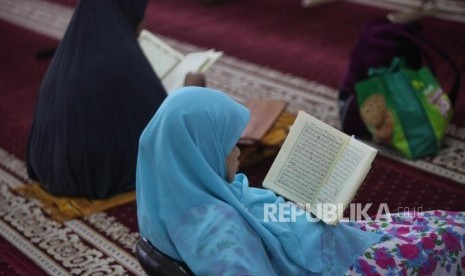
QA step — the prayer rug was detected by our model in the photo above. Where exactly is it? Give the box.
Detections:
[14,183,136,222]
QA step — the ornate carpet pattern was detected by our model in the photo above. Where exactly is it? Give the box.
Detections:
[0,149,143,275]
[1,0,465,274]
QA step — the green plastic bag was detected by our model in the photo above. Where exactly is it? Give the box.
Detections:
[355,57,452,159]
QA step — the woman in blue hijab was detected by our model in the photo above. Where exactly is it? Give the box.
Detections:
[136,87,382,275]
[137,87,465,275]
[26,0,203,199]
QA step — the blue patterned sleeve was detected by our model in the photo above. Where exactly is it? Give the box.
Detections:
[169,203,277,275]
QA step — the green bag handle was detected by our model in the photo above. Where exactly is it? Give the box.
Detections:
[368,57,405,76]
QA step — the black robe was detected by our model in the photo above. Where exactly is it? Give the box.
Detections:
[27,0,167,199]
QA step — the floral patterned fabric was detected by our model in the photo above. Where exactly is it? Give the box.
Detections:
[345,210,465,276]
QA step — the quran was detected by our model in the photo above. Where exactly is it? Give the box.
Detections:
[263,111,378,225]
[138,29,222,93]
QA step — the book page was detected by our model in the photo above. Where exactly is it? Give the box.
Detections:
[138,30,184,79]
[138,30,223,93]
[162,50,223,93]
[331,139,377,208]
[313,138,377,224]
[263,111,378,225]
[192,50,223,73]
[315,140,365,204]
[263,111,350,204]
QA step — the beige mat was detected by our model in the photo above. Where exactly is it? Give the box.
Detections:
[14,182,135,222]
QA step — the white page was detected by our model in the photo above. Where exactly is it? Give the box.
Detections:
[263,111,377,225]
[313,138,377,224]
[138,30,223,93]
[263,111,350,204]
[331,139,377,209]
[138,30,184,79]
[163,50,222,93]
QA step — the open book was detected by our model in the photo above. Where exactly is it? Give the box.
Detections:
[263,111,378,225]
[138,29,223,93]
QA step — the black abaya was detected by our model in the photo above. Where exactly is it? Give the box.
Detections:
[27,0,167,199]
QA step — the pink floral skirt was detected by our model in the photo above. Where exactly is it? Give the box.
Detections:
[345,210,465,276]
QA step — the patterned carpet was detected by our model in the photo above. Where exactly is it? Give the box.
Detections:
[1,0,465,274]
[0,155,142,275]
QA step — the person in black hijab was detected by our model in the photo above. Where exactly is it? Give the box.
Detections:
[27,0,202,199]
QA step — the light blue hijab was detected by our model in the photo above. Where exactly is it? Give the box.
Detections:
[136,87,382,275]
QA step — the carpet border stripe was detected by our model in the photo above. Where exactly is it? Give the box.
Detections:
[65,219,144,275]
[0,219,70,276]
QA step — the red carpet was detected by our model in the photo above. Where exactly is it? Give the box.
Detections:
[142,0,465,126]
[1,0,465,274]
[0,235,48,276]
[0,21,56,160]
